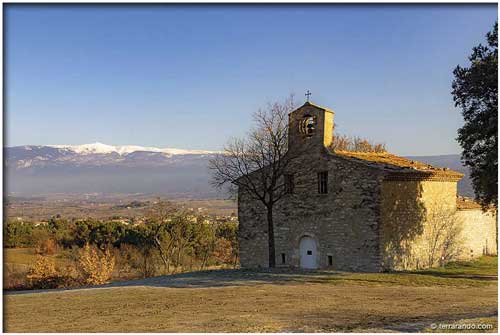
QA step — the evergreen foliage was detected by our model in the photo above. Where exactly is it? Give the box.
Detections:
[452,22,498,209]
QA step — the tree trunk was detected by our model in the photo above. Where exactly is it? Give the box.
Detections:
[267,206,276,268]
[176,244,183,273]
[201,250,209,270]
[154,237,170,274]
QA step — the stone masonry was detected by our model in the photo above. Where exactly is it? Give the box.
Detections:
[237,101,498,271]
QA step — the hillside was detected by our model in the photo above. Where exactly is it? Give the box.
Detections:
[4,143,220,198]
[4,144,473,198]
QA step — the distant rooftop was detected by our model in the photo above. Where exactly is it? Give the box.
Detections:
[456,196,484,211]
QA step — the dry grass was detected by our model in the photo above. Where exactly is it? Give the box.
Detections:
[4,248,40,266]
[4,282,497,332]
[4,248,70,268]
[4,257,498,332]
[422,317,498,333]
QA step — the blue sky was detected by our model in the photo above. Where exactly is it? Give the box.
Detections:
[5,4,497,155]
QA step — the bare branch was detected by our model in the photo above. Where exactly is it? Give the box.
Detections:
[208,94,299,208]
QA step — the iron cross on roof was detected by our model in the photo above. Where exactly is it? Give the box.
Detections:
[305,90,312,102]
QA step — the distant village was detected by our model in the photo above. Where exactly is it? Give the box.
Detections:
[5,195,238,225]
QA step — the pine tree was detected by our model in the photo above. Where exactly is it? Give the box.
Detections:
[452,22,498,209]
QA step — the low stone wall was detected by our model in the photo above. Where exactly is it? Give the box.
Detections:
[456,209,497,259]
[380,178,497,270]
[380,180,462,270]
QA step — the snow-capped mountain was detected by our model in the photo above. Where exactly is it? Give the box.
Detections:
[48,142,217,156]
[6,143,218,169]
[4,143,472,199]
[4,143,221,197]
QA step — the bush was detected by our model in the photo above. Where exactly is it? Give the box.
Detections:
[4,263,29,290]
[5,204,241,289]
[30,226,52,248]
[26,256,66,289]
[35,238,58,255]
[213,238,234,265]
[78,244,115,285]
[114,244,143,280]
[4,221,34,248]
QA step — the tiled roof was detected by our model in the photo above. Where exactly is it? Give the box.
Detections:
[456,196,483,210]
[333,150,464,181]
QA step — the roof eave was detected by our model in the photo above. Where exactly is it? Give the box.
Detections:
[290,101,335,115]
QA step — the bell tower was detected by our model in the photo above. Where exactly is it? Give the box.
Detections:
[288,101,334,151]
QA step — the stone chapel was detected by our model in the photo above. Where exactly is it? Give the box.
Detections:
[237,100,497,272]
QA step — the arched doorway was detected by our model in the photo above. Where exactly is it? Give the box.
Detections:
[299,236,318,269]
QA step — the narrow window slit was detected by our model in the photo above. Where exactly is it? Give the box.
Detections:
[318,171,328,194]
[284,174,294,194]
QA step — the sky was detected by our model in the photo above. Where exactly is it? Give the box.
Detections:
[4,4,498,155]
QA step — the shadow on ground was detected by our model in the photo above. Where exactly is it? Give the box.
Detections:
[106,268,340,288]
[292,310,499,333]
[4,268,345,295]
[4,266,497,296]
[408,270,498,281]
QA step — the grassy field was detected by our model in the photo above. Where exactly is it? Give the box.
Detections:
[4,256,498,332]
[4,247,73,275]
[4,248,71,268]
[423,317,498,333]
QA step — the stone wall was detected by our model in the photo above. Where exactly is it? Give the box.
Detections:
[380,180,426,270]
[287,102,334,150]
[238,149,385,272]
[238,187,269,268]
[380,179,497,270]
[456,209,497,259]
[238,101,493,273]
[380,180,459,270]
[239,163,489,272]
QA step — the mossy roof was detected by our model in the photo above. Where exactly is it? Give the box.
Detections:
[332,150,464,181]
[456,196,483,210]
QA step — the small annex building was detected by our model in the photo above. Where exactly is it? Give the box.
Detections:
[237,101,497,271]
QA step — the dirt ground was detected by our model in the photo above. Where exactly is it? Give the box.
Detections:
[3,268,498,332]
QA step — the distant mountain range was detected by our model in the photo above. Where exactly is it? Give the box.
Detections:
[4,143,473,198]
[4,143,220,198]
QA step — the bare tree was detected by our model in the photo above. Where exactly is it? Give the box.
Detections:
[330,133,386,153]
[424,207,464,268]
[209,95,301,267]
[144,199,177,274]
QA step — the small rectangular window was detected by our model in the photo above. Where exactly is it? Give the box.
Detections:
[328,255,333,266]
[281,253,286,264]
[284,174,294,194]
[318,171,328,194]
[307,250,312,255]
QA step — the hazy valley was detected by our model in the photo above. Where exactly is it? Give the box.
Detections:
[5,143,473,199]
